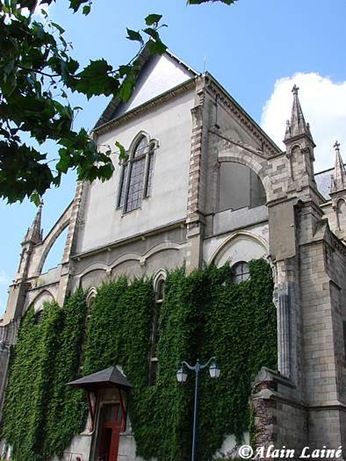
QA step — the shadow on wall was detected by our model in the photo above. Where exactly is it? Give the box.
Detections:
[218,162,266,212]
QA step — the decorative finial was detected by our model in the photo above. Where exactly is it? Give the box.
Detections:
[292,84,299,96]
[331,140,346,193]
[334,140,340,154]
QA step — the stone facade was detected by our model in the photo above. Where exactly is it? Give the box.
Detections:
[1,47,346,460]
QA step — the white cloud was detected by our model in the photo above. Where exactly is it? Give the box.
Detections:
[261,73,346,172]
[0,270,10,285]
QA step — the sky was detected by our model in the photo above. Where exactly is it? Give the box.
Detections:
[1,0,346,315]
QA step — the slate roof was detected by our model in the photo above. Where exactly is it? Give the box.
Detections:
[315,168,333,200]
[67,366,132,391]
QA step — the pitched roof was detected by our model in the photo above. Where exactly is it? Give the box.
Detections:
[93,42,198,130]
[67,366,132,391]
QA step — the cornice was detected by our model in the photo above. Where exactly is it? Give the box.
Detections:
[92,78,196,137]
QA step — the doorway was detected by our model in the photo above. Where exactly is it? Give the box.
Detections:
[96,403,122,461]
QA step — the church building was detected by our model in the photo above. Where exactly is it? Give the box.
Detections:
[0,44,346,460]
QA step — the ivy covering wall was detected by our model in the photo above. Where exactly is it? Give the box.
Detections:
[1,259,277,461]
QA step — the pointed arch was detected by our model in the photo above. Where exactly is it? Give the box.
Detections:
[86,286,97,308]
[209,231,268,267]
[127,130,159,154]
[29,290,55,313]
[149,269,167,386]
[153,268,167,288]
[117,131,159,212]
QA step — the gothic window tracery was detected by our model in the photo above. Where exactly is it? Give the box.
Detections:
[118,134,156,213]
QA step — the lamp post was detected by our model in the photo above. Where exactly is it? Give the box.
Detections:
[176,357,220,461]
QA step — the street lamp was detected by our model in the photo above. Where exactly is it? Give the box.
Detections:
[176,357,220,461]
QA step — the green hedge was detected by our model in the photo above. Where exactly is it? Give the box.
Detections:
[1,260,277,461]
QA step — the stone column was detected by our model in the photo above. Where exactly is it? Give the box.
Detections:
[271,258,295,380]
[273,282,291,378]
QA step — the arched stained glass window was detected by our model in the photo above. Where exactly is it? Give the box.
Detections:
[118,134,156,213]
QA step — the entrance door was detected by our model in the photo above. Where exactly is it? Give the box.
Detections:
[96,404,123,461]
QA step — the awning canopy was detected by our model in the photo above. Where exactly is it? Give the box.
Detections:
[67,366,132,391]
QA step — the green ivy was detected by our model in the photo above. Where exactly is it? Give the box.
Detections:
[198,259,277,461]
[43,289,88,458]
[1,302,62,461]
[1,260,277,461]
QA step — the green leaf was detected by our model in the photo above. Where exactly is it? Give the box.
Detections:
[30,191,41,207]
[56,150,71,173]
[82,4,91,15]
[143,27,159,41]
[51,22,65,34]
[145,14,162,26]
[115,141,127,161]
[72,59,117,98]
[119,77,135,102]
[126,28,143,43]
[69,0,89,12]
[148,40,167,55]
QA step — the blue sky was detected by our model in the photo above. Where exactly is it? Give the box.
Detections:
[1,0,346,315]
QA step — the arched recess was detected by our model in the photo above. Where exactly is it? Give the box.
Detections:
[29,290,55,313]
[210,231,268,268]
[218,161,266,212]
[111,260,143,280]
[337,198,346,230]
[80,269,107,290]
[218,148,273,201]
[37,219,70,275]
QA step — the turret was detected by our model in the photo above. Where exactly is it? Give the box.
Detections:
[22,201,43,245]
[330,141,346,238]
[284,85,317,191]
[284,85,315,145]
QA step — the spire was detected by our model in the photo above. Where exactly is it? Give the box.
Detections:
[23,201,43,245]
[284,85,314,144]
[331,141,346,193]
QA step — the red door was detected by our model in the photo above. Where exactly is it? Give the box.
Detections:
[97,404,122,461]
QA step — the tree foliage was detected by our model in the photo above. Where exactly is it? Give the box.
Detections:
[0,0,167,203]
[0,0,239,204]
